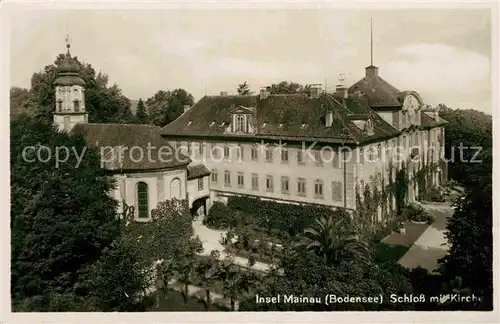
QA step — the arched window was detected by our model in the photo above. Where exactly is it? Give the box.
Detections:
[73,100,80,112]
[137,182,149,218]
[57,100,63,112]
[235,115,245,132]
[170,178,181,199]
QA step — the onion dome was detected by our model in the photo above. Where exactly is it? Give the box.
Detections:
[54,43,86,87]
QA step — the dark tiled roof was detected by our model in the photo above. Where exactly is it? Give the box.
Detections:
[187,164,211,180]
[348,68,401,108]
[161,93,400,145]
[71,123,190,171]
[420,113,448,128]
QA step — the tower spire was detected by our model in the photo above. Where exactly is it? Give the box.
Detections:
[370,18,373,66]
[65,33,71,54]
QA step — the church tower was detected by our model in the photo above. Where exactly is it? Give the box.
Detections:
[53,38,88,132]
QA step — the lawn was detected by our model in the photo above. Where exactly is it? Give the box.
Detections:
[374,242,409,263]
[146,290,230,312]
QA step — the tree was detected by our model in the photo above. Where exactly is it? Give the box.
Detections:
[294,216,372,266]
[218,256,256,311]
[438,182,492,310]
[268,81,311,95]
[10,87,32,120]
[10,116,145,311]
[145,89,194,127]
[195,253,221,310]
[135,98,148,124]
[236,81,253,95]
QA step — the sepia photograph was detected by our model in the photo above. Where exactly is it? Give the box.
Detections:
[2,1,496,322]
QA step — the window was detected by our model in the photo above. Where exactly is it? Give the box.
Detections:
[57,100,63,112]
[266,175,274,192]
[224,170,231,187]
[281,176,290,195]
[332,150,340,168]
[314,179,324,199]
[211,169,218,184]
[281,147,288,163]
[297,149,305,165]
[212,144,220,158]
[314,150,323,166]
[377,144,382,160]
[187,141,191,155]
[235,114,246,132]
[332,181,342,202]
[137,182,149,218]
[236,144,243,161]
[198,178,204,191]
[297,178,307,197]
[224,144,230,158]
[199,142,204,155]
[73,100,80,112]
[251,145,258,161]
[251,173,259,190]
[266,148,273,163]
[359,148,364,164]
[237,172,244,188]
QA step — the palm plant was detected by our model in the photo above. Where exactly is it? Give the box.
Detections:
[173,250,197,308]
[218,257,255,311]
[294,216,372,266]
[195,257,220,310]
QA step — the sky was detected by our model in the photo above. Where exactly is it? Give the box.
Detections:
[9,7,492,113]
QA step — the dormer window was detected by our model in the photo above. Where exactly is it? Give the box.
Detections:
[235,114,246,132]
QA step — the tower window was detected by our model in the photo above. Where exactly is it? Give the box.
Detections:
[57,100,63,112]
[74,100,80,112]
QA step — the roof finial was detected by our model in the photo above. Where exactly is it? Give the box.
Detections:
[370,18,373,66]
[65,33,71,54]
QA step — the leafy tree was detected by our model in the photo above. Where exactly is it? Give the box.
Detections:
[195,253,221,310]
[10,87,32,120]
[294,216,372,266]
[267,81,312,95]
[135,98,148,124]
[10,116,145,311]
[438,182,492,310]
[236,81,253,95]
[145,89,194,127]
[439,105,492,187]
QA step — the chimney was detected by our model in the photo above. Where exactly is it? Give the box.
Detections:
[260,87,270,100]
[183,104,191,113]
[335,73,348,99]
[365,65,379,77]
[325,111,333,127]
[220,91,228,96]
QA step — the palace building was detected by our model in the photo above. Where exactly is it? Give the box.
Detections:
[52,41,448,224]
[161,65,448,222]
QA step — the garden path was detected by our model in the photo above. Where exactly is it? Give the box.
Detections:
[192,218,276,273]
[398,202,454,272]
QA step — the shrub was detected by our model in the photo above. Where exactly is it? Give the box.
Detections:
[204,202,233,229]
[403,204,434,224]
[423,186,446,202]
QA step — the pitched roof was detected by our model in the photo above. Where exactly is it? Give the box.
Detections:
[420,112,448,128]
[71,123,190,171]
[187,164,211,180]
[348,66,402,108]
[161,93,400,145]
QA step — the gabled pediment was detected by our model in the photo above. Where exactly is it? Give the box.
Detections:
[228,105,255,115]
